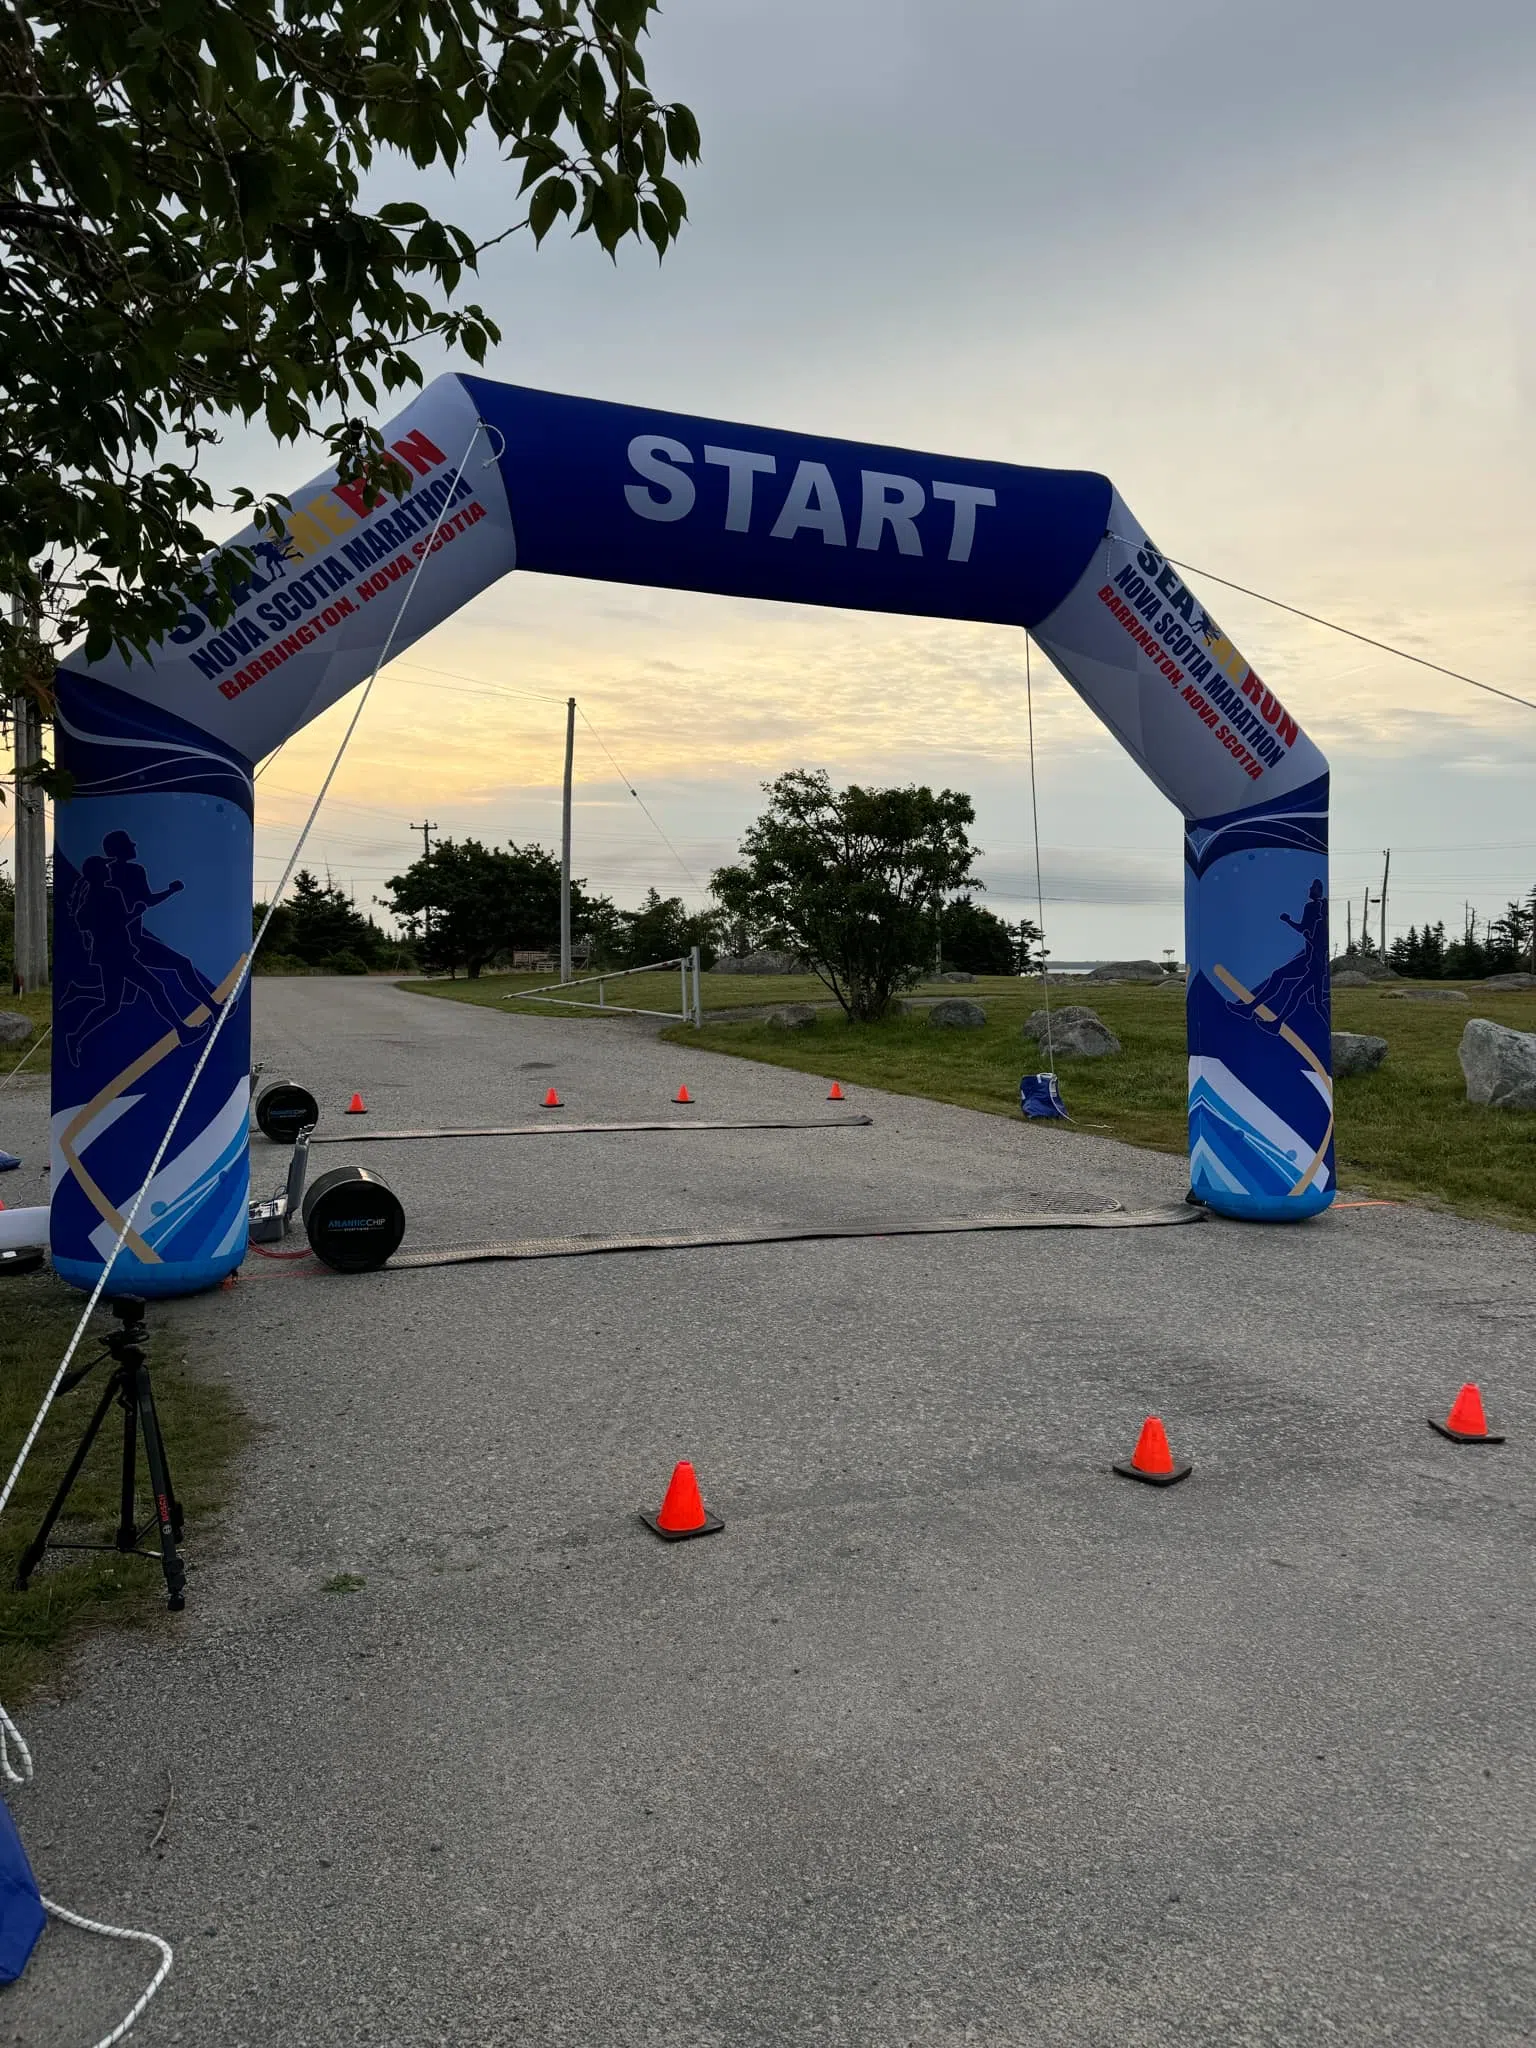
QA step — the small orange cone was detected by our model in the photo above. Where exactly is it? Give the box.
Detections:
[641,1459,723,1541]
[828,1081,845,1101]
[1429,1382,1504,1445]
[1113,1414,1191,1487]
[541,1086,563,1109]
[346,1092,366,1115]
[673,1084,692,1104]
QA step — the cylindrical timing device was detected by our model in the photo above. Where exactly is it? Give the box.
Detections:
[300,1165,406,1273]
[254,1081,321,1145]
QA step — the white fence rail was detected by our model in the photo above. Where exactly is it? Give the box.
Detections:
[506,947,702,1027]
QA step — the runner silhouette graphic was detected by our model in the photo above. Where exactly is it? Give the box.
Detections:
[102,830,219,1014]
[1227,878,1328,1037]
[60,836,216,1067]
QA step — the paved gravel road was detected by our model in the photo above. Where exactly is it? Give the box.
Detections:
[3,977,1533,2046]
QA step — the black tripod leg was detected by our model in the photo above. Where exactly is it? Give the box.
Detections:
[154,1409,184,1543]
[14,1372,122,1591]
[131,1363,186,1611]
[117,1375,139,1552]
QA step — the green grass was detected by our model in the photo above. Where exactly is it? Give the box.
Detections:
[0,986,51,1079]
[403,969,1536,1231]
[0,1273,250,1701]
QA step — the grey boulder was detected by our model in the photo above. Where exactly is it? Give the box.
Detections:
[1459,1018,1536,1109]
[928,998,987,1028]
[1331,1031,1388,1077]
[1330,969,1373,988]
[937,970,976,983]
[1024,1005,1121,1058]
[765,1003,818,1030]
[713,950,802,975]
[0,1011,32,1048]
[1023,1004,1099,1041]
[1385,988,1468,1004]
[1329,953,1398,981]
[1483,972,1536,990]
[1083,959,1165,983]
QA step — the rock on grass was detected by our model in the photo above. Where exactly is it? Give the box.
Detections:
[1460,1018,1536,1109]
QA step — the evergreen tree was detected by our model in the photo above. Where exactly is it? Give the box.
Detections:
[938,896,1016,975]
[256,868,388,971]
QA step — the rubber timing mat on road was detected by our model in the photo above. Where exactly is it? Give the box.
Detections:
[385,1204,1204,1270]
[309,1113,875,1143]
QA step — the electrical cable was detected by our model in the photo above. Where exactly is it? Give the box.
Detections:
[1153,550,1536,719]
[306,1112,874,1144]
[0,416,489,2047]
[574,702,704,893]
[377,1202,1204,1270]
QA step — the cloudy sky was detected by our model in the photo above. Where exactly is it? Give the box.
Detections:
[30,0,1536,957]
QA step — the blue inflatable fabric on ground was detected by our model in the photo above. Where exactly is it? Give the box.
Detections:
[0,1797,46,1983]
[1020,1073,1068,1120]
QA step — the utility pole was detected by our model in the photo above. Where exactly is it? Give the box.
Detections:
[560,696,575,984]
[1378,848,1390,961]
[409,820,437,941]
[10,594,49,994]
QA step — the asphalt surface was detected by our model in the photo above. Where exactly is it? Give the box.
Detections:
[2,976,1533,2047]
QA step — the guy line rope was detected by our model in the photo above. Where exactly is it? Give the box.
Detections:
[0,419,488,2048]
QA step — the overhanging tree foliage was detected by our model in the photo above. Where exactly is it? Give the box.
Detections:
[711,770,980,1022]
[0,0,699,722]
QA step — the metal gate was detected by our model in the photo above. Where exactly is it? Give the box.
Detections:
[506,946,703,1027]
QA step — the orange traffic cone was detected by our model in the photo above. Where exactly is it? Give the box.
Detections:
[1113,1414,1191,1487]
[542,1086,563,1109]
[828,1081,845,1101]
[640,1459,724,1542]
[673,1084,693,1104]
[1429,1382,1504,1445]
[346,1092,366,1114]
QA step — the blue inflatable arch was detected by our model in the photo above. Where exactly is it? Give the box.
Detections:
[53,376,1333,1295]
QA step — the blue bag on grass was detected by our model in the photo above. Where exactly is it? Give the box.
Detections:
[0,1797,45,1983]
[1020,1072,1068,1120]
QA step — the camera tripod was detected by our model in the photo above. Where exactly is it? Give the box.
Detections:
[14,1297,186,1611]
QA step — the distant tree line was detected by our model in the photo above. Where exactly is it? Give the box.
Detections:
[254,869,396,975]
[244,776,1045,1000]
[1383,892,1536,980]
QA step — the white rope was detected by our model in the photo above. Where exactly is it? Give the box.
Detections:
[0,417,487,2047]
[0,1019,50,1094]
[1023,634,1057,1069]
[0,415,485,1527]
[37,1899,174,2048]
[0,1700,33,1785]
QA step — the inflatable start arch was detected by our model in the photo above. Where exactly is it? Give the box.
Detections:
[52,376,1333,1295]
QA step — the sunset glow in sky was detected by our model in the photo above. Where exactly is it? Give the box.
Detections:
[16,0,1536,956]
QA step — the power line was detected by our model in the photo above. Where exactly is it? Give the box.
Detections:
[574,703,704,895]
[387,658,568,705]
[1161,554,1536,718]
